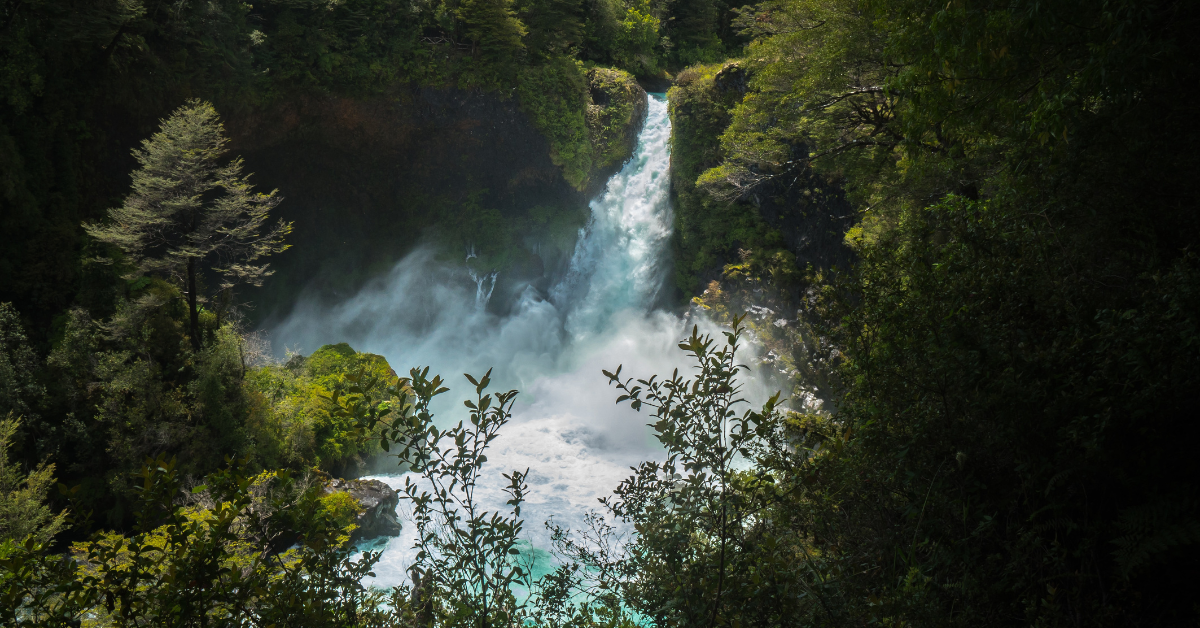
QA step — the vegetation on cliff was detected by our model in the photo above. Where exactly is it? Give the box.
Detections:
[517,61,647,191]
[665,0,1200,625]
[0,0,753,339]
[668,63,801,297]
[3,0,1198,625]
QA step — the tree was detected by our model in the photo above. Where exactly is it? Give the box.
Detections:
[84,100,292,350]
[0,415,68,546]
[518,0,584,58]
[600,318,790,628]
[0,455,397,627]
[457,0,528,66]
[696,0,896,206]
[330,367,531,628]
[0,303,42,423]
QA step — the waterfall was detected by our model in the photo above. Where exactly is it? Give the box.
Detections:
[269,94,768,589]
[550,95,674,334]
[467,267,498,309]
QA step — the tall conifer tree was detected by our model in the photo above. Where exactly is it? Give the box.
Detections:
[85,100,291,350]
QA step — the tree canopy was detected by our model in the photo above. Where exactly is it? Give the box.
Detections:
[2,0,1197,625]
[85,100,291,349]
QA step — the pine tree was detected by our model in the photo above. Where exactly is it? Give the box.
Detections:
[85,100,291,350]
[0,415,67,545]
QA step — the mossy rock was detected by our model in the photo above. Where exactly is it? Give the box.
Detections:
[586,67,648,180]
[518,60,647,193]
[306,343,397,383]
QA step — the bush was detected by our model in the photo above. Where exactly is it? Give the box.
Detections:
[246,342,399,476]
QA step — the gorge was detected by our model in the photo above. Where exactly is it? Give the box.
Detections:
[268,93,771,588]
[2,1,1196,624]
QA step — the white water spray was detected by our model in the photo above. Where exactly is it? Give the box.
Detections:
[270,94,768,588]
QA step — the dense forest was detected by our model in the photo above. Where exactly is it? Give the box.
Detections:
[3,0,1198,626]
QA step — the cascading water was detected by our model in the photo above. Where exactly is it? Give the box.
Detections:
[465,245,498,309]
[271,94,766,589]
[549,94,674,334]
[467,267,498,309]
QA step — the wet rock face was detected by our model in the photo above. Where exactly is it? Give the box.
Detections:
[324,478,401,541]
[224,80,648,327]
[226,87,587,326]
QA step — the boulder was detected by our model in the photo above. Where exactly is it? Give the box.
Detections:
[323,478,401,541]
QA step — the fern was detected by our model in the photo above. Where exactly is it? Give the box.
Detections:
[1111,497,1200,577]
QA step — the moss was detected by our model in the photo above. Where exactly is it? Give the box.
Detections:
[518,58,594,190]
[518,59,645,191]
[306,343,396,383]
[586,67,644,172]
[318,490,364,536]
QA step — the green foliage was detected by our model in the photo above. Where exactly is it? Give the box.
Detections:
[691,266,839,408]
[586,67,644,172]
[609,0,661,76]
[318,490,367,539]
[245,342,399,474]
[702,0,896,209]
[596,320,797,627]
[1,457,397,627]
[518,58,594,190]
[667,64,796,295]
[459,0,528,68]
[32,280,267,522]
[659,0,726,67]
[84,99,291,350]
[0,304,42,422]
[526,512,636,628]
[0,416,68,546]
[809,195,1200,624]
[519,0,585,59]
[357,367,531,628]
[15,279,374,526]
[253,0,428,94]
[650,0,1200,624]
[518,59,644,191]
[6,0,1198,625]
[0,0,666,340]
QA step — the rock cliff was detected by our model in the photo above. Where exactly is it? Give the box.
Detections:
[225,74,646,326]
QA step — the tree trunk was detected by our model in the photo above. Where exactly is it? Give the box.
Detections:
[187,257,200,351]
